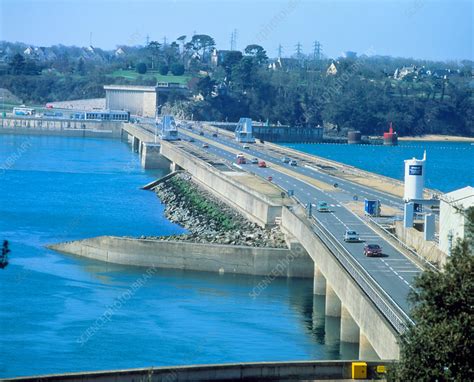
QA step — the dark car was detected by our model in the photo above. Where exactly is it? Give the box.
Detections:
[364,244,382,257]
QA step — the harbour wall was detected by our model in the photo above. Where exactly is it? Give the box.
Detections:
[0,117,123,138]
[1,360,391,382]
[49,236,314,278]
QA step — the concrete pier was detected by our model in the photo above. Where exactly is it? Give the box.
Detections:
[140,142,170,169]
[325,284,342,317]
[132,136,140,153]
[340,306,360,343]
[359,332,380,360]
[313,266,327,295]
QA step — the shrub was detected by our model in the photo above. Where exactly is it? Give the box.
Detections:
[136,62,147,74]
[170,63,185,76]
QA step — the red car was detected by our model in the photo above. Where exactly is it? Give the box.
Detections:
[258,160,267,168]
[364,244,382,257]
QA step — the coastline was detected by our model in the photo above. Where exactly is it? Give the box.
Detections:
[398,134,474,142]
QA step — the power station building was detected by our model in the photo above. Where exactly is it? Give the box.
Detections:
[104,85,158,117]
[104,83,189,117]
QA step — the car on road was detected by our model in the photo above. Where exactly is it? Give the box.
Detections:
[212,132,218,137]
[290,159,298,166]
[189,138,195,142]
[202,143,209,148]
[236,156,246,165]
[343,230,360,242]
[317,201,330,212]
[282,157,290,163]
[364,244,382,257]
[251,157,259,164]
[258,160,267,168]
[199,131,204,136]
[243,144,250,149]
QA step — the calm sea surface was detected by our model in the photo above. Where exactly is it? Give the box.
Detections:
[282,141,474,192]
[0,135,343,378]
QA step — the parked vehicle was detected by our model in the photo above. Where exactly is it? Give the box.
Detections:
[282,157,290,163]
[317,201,330,212]
[290,159,298,166]
[13,107,35,116]
[251,158,259,164]
[343,230,360,242]
[258,160,267,168]
[364,244,382,257]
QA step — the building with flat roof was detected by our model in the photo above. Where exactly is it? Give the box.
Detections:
[104,85,158,117]
[104,84,189,117]
[439,186,474,255]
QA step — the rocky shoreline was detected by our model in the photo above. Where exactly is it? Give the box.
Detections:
[141,173,287,248]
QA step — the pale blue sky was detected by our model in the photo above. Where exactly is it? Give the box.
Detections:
[0,0,472,61]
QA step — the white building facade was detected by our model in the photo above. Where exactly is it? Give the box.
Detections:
[439,186,474,255]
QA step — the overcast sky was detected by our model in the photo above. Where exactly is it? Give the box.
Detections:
[0,0,472,61]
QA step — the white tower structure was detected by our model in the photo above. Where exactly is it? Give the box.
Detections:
[158,115,179,141]
[235,118,255,143]
[404,151,426,202]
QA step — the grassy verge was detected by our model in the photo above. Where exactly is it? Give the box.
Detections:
[109,69,192,85]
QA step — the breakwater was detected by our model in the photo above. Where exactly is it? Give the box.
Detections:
[48,172,314,277]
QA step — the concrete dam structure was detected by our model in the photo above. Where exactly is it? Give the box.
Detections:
[4,115,424,362]
[114,122,410,360]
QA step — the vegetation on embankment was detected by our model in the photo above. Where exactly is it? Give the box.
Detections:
[148,173,287,248]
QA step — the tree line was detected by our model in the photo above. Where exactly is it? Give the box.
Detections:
[0,38,472,136]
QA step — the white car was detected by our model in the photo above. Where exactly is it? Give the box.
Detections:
[344,230,360,242]
[243,144,250,149]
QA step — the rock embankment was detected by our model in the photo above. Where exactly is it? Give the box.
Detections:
[146,173,287,248]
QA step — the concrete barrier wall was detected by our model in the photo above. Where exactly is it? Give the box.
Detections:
[3,360,391,382]
[395,221,446,267]
[280,206,400,359]
[160,141,283,227]
[1,118,124,138]
[50,236,314,278]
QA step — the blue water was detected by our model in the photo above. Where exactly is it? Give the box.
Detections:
[0,135,339,378]
[283,141,474,192]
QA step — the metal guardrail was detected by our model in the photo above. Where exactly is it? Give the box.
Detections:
[292,198,413,335]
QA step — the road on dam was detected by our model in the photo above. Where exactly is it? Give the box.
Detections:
[138,120,422,320]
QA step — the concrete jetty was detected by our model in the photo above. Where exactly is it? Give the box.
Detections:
[48,236,313,278]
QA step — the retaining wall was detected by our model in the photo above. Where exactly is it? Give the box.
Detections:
[49,236,314,278]
[395,221,446,267]
[160,141,284,227]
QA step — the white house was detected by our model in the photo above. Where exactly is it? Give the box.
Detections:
[439,186,474,255]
